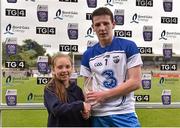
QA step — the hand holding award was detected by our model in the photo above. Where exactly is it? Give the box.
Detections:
[84,73,99,108]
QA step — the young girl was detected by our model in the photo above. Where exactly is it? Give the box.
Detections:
[44,53,91,127]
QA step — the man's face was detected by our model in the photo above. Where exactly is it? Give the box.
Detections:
[92,15,115,45]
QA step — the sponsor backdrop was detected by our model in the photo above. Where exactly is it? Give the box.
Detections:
[1,0,180,54]
[1,0,180,104]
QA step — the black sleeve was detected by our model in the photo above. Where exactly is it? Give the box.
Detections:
[44,88,84,117]
[76,85,85,101]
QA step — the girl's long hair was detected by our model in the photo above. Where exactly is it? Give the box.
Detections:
[45,53,73,103]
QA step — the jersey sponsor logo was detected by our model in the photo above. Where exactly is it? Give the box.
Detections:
[94,62,102,67]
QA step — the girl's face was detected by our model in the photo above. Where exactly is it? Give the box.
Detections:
[53,57,72,82]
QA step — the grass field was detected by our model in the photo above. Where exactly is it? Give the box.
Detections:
[1,77,180,127]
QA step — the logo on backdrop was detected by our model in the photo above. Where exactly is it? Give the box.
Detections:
[67,23,78,40]
[37,56,49,74]
[87,0,97,8]
[161,17,178,24]
[5,8,26,17]
[163,43,173,60]
[130,13,139,23]
[54,9,78,20]
[130,13,152,23]
[37,77,51,84]
[159,30,167,40]
[4,24,29,34]
[54,9,63,20]
[86,13,92,20]
[142,73,151,89]
[143,25,153,41]
[138,47,153,54]
[59,0,78,3]
[27,93,43,102]
[6,75,13,86]
[105,0,128,6]
[159,30,180,40]
[160,64,177,71]
[163,0,173,12]
[37,5,48,22]
[5,37,17,55]
[134,95,150,102]
[85,27,94,38]
[105,0,114,6]
[37,62,48,73]
[159,77,179,85]
[4,71,29,85]
[114,30,132,37]
[5,61,25,68]
[59,44,78,52]
[7,0,17,3]
[114,9,124,25]
[36,27,56,35]
[4,24,14,35]
[159,77,165,85]
[25,0,36,2]
[136,0,153,7]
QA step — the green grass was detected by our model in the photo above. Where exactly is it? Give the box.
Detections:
[2,110,48,127]
[137,109,180,127]
[1,77,180,127]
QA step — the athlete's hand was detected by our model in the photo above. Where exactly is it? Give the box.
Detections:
[82,102,91,119]
[86,91,108,103]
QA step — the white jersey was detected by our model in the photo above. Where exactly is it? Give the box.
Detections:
[80,37,143,116]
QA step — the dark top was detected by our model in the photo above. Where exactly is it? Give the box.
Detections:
[44,82,90,127]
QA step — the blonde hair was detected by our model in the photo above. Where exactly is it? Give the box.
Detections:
[46,53,73,103]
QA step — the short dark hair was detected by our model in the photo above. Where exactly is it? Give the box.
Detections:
[91,7,114,23]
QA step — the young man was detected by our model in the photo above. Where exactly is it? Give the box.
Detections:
[80,7,143,127]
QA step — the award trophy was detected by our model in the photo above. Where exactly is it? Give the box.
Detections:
[84,73,100,107]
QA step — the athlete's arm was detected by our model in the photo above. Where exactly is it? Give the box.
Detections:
[86,65,142,103]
